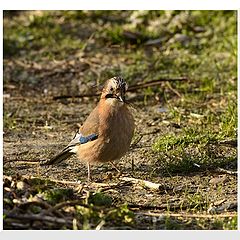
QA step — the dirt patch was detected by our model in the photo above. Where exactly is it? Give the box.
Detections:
[3,95,237,230]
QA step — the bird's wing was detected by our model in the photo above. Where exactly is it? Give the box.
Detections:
[65,132,98,149]
[79,104,100,136]
[65,105,100,149]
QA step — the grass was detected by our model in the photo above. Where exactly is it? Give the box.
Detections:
[4,11,237,94]
[150,11,237,175]
[152,101,237,174]
[43,188,74,205]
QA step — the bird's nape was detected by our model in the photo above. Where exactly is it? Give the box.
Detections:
[101,76,128,103]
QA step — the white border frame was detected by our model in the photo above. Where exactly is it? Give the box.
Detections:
[1,1,240,11]
[1,2,240,239]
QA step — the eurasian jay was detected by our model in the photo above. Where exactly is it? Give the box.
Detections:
[42,76,135,181]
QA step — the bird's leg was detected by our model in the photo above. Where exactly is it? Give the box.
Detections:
[110,161,121,173]
[131,158,135,172]
[87,162,91,182]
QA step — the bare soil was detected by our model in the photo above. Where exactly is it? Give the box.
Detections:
[3,92,237,230]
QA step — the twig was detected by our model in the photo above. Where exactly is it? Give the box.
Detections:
[95,219,106,230]
[17,200,65,218]
[128,201,207,211]
[131,159,135,172]
[21,175,120,188]
[4,221,30,229]
[120,177,161,191]
[89,182,119,188]
[141,129,161,135]
[5,212,73,226]
[136,212,237,219]
[165,81,182,98]
[218,140,237,148]
[50,200,86,211]
[128,77,189,92]
[45,200,105,218]
[53,93,99,100]
[215,167,237,176]
[130,129,161,150]
[18,200,52,210]
[4,160,39,165]
[52,77,188,100]
[21,175,83,185]
[48,200,101,213]
[89,181,134,193]
[130,135,143,149]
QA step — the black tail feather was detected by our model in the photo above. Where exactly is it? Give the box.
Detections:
[40,148,74,165]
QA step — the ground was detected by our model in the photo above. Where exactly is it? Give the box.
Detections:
[3,10,237,230]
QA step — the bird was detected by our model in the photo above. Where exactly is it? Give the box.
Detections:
[41,76,135,181]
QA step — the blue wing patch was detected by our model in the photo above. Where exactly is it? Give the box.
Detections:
[79,133,98,144]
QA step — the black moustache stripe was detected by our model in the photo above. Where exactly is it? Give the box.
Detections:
[105,94,115,99]
[105,94,126,103]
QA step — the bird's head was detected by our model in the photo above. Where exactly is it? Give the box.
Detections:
[101,76,128,103]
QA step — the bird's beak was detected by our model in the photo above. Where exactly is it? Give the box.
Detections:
[117,95,124,102]
[116,90,125,102]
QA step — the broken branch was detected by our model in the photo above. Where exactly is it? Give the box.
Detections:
[52,77,188,100]
[120,176,161,191]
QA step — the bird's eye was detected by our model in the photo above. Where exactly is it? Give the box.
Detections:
[110,87,113,91]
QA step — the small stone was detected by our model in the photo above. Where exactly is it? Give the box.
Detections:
[209,175,227,185]
[16,181,29,190]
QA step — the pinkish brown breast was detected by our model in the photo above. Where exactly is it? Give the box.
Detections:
[77,100,135,164]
